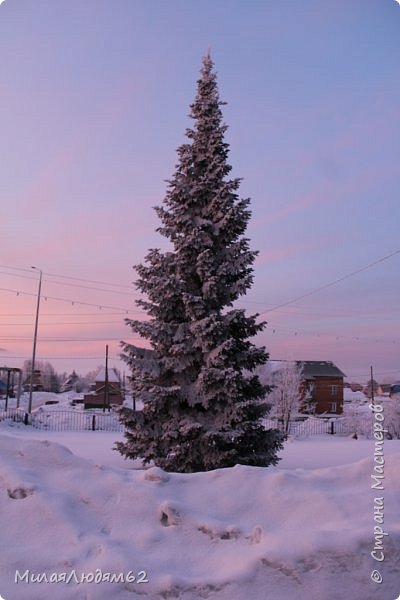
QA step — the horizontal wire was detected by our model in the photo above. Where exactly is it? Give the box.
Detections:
[0,270,138,297]
[259,249,400,316]
[0,264,135,289]
[0,312,131,316]
[1,253,399,358]
[0,321,123,326]
[0,286,143,314]
[0,337,139,342]
[3,355,124,361]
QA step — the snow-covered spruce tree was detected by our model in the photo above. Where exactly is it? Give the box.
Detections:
[116,53,284,472]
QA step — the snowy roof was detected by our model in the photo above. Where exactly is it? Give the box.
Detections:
[263,360,345,378]
[263,360,286,373]
[298,361,346,379]
[95,368,120,383]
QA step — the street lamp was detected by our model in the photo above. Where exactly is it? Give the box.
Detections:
[28,266,42,414]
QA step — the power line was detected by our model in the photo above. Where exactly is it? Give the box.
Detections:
[265,323,398,345]
[1,254,398,356]
[0,265,32,274]
[345,369,400,378]
[0,286,143,314]
[3,251,398,322]
[43,269,135,289]
[1,325,397,345]
[43,279,136,296]
[0,269,139,297]
[3,355,123,360]
[1,287,397,346]
[258,249,400,316]
[0,312,131,316]
[0,264,134,290]
[239,299,399,320]
[0,320,123,326]
[0,336,139,342]
[0,270,37,282]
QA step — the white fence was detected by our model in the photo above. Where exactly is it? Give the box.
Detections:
[263,416,399,438]
[1,409,398,438]
[0,408,124,432]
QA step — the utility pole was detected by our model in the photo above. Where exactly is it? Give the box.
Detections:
[5,369,10,411]
[28,267,42,414]
[370,365,375,408]
[17,369,22,409]
[103,344,109,412]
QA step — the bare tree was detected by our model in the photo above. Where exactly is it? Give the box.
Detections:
[22,359,60,392]
[343,402,363,439]
[269,362,304,434]
[302,381,316,415]
[385,397,400,439]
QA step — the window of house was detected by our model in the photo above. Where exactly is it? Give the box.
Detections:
[331,385,337,396]
[329,402,337,413]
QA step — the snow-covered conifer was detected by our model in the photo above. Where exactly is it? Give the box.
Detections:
[116,53,284,472]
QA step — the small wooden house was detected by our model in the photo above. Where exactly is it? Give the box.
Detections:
[83,368,123,409]
[299,361,345,415]
[60,370,81,393]
[23,369,43,392]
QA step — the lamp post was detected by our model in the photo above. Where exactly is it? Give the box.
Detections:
[28,267,42,414]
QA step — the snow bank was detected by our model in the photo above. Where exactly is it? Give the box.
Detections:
[0,427,399,599]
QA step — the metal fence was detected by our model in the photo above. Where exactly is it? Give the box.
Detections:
[0,408,124,432]
[263,417,376,438]
[0,408,26,425]
[0,409,398,438]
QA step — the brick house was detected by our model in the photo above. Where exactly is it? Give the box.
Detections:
[83,368,123,409]
[299,361,345,415]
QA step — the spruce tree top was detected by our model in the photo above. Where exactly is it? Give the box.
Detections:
[148,52,257,318]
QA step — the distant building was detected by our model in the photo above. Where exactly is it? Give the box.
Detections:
[390,383,400,398]
[344,381,363,393]
[298,361,345,415]
[23,369,43,392]
[83,368,123,409]
[0,367,23,406]
[60,371,81,393]
[263,360,346,416]
[380,384,392,396]
[363,379,383,399]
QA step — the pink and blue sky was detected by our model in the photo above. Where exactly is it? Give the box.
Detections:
[0,0,399,383]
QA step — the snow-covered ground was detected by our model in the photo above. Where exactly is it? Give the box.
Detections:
[0,419,399,600]
[0,390,72,412]
[0,390,142,414]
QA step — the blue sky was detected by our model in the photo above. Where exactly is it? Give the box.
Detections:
[0,0,399,382]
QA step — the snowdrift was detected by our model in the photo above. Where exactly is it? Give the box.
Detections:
[0,430,399,600]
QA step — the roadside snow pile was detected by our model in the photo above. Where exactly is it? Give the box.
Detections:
[0,391,69,412]
[344,389,368,403]
[0,430,399,600]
